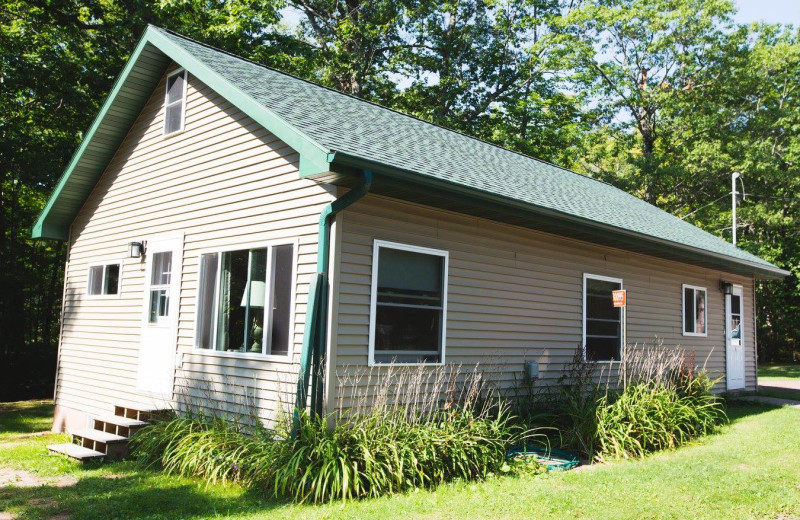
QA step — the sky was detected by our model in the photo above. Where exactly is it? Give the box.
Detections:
[733,0,800,25]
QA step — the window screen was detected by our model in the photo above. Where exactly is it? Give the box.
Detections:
[372,243,447,364]
[683,285,707,335]
[164,70,186,134]
[195,244,294,355]
[584,276,622,361]
[88,264,120,296]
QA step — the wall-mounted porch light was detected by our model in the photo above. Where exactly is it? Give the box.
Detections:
[128,241,145,259]
[719,281,733,295]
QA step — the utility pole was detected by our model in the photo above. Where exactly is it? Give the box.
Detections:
[732,172,739,246]
[731,172,746,246]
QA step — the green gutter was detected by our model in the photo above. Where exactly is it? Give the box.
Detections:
[295,169,373,430]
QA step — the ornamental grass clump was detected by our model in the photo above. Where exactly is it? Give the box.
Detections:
[131,363,540,503]
[594,345,728,460]
[129,412,278,486]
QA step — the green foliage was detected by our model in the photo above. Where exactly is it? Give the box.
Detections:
[277,403,523,502]
[131,397,534,503]
[595,373,727,460]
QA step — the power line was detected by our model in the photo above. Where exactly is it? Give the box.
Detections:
[677,192,733,220]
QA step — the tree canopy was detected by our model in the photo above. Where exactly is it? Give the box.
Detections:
[1,0,797,399]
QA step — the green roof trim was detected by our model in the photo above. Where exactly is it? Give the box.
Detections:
[34,26,788,280]
[32,26,332,240]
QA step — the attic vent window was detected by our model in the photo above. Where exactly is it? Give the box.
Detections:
[164,69,187,135]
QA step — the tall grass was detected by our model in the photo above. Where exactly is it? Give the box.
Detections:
[132,363,539,503]
[514,343,728,461]
[596,344,727,460]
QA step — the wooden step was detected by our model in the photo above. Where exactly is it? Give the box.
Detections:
[48,443,105,461]
[114,405,172,422]
[93,415,149,437]
[72,428,127,444]
[72,428,130,461]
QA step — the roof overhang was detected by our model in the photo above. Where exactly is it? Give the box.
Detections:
[32,26,332,240]
[313,153,789,281]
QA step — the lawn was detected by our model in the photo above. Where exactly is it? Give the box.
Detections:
[1,400,799,520]
[759,363,800,382]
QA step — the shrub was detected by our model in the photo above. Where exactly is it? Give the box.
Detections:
[130,413,278,486]
[512,344,728,461]
[594,347,728,460]
[276,402,521,502]
[131,363,542,503]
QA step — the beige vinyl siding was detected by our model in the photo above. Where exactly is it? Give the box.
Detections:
[332,194,756,409]
[57,63,334,427]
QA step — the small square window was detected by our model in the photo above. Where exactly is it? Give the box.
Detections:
[87,264,121,296]
[683,285,707,336]
[164,69,187,135]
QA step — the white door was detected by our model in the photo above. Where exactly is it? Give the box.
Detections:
[137,235,182,396]
[726,285,745,390]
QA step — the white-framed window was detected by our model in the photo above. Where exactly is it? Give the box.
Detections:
[87,263,121,296]
[163,68,187,135]
[369,240,448,365]
[682,284,707,337]
[148,252,173,324]
[583,273,623,362]
[194,242,296,357]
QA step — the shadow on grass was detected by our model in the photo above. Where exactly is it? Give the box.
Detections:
[0,470,285,520]
[758,363,800,379]
[0,400,53,436]
[725,400,785,423]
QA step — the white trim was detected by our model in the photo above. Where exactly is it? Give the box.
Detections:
[85,261,123,298]
[190,238,298,359]
[137,232,183,397]
[582,273,624,362]
[681,284,708,337]
[162,68,188,136]
[726,284,746,390]
[368,239,449,366]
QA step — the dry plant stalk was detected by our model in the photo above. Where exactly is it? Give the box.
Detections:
[335,362,497,422]
[617,340,711,390]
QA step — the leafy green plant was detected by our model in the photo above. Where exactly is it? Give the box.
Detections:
[129,412,278,486]
[132,364,543,503]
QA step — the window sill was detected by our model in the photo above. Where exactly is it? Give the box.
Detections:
[190,348,293,364]
[368,361,445,367]
[682,332,708,338]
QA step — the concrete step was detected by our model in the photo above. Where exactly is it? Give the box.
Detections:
[93,415,150,437]
[48,442,105,461]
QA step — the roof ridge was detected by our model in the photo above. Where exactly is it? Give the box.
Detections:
[150,25,617,190]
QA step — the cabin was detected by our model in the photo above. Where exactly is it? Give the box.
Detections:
[34,26,787,440]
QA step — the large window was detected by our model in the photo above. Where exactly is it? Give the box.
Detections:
[87,263,121,296]
[195,243,295,356]
[164,69,187,135]
[683,284,707,336]
[369,240,448,365]
[583,274,623,362]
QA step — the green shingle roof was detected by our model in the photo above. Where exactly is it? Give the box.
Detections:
[34,26,788,279]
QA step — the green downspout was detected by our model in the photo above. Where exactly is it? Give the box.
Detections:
[295,169,373,430]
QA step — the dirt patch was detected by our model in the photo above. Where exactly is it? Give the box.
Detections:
[48,514,70,520]
[102,473,125,479]
[0,469,77,489]
[0,512,16,520]
[0,469,43,487]
[29,497,59,508]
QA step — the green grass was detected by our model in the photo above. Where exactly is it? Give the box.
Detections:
[758,363,800,381]
[1,400,799,519]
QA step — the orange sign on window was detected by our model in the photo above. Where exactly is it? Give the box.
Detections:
[612,289,627,307]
